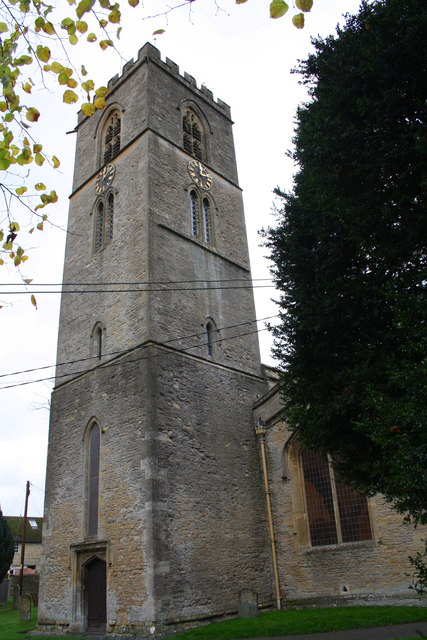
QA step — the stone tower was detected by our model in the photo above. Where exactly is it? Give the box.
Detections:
[38,43,271,636]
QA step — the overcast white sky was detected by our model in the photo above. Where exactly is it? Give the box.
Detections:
[0,0,361,517]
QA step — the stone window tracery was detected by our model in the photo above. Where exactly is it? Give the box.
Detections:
[301,449,372,547]
[93,193,114,253]
[183,109,203,160]
[189,190,214,246]
[103,111,121,165]
[202,197,211,244]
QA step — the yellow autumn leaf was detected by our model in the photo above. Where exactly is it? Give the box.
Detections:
[23,82,32,94]
[26,107,40,122]
[63,89,79,104]
[36,45,51,62]
[52,155,60,168]
[128,0,139,5]
[270,0,289,18]
[31,294,37,308]
[0,22,8,32]
[82,79,94,92]
[67,78,78,88]
[95,86,108,97]
[51,61,63,73]
[108,9,120,23]
[69,33,78,45]
[76,0,95,19]
[94,96,106,110]
[42,22,55,34]
[81,102,96,116]
[292,12,305,27]
[15,186,27,195]
[33,144,42,153]
[81,64,88,76]
[153,29,165,35]
[87,33,97,42]
[76,20,88,33]
[10,222,20,231]
[296,0,312,11]
[35,152,45,166]
[35,182,46,190]
[99,39,113,51]
[37,222,44,230]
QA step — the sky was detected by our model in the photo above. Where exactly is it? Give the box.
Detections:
[0,0,362,517]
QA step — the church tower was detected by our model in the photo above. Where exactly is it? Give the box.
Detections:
[38,43,272,635]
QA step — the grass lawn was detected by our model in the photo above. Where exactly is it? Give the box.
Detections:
[172,607,427,640]
[1,603,427,640]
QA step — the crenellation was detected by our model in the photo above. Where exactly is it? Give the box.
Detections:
[107,73,119,89]
[165,57,179,74]
[183,71,197,86]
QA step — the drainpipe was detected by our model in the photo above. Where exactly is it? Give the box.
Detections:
[255,419,282,610]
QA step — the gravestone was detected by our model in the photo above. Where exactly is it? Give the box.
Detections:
[12,584,20,609]
[0,579,9,604]
[20,592,31,621]
[238,589,258,618]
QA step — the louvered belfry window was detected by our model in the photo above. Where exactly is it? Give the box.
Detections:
[301,449,372,547]
[103,111,121,164]
[183,110,203,160]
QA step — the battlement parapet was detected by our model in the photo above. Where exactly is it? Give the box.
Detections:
[109,41,231,116]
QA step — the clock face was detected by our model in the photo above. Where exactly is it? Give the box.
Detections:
[188,160,212,190]
[95,163,116,194]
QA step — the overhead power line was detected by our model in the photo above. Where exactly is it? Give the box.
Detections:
[0,314,279,389]
[0,326,272,391]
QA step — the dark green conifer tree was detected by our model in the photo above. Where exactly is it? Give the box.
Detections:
[267,0,426,522]
[0,510,14,583]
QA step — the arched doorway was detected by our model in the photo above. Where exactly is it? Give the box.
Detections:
[84,556,106,631]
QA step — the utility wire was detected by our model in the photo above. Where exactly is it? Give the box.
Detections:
[0,314,278,383]
[1,278,273,286]
[0,283,275,295]
[0,324,273,391]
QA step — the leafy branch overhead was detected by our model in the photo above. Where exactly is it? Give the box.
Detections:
[0,0,315,276]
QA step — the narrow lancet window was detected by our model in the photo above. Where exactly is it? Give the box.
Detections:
[202,197,211,244]
[107,193,114,241]
[190,190,198,237]
[103,111,121,164]
[206,321,214,357]
[96,201,104,252]
[94,326,102,359]
[87,423,100,537]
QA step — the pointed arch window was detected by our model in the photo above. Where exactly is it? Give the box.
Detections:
[93,193,114,252]
[91,323,103,360]
[202,197,211,244]
[206,321,214,357]
[87,423,100,537]
[95,201,104,252]
[189,190,214,246]
[190,190,198,237]
[107,192,114,241]
[183,109,203,160]
[103,111,121,165]
[301,449,372,547]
